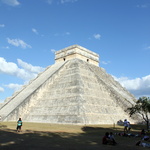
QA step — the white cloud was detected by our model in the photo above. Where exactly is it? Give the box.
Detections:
[146,46,150,49]
[136,4,149,8]
[0,57,19,75]
[0,58,45,102]
[1,0,20,6]
[47,0,53,4]
[0,87,4,92]
[47,0,78,4]
[7,38,32,49]
[114,75,150,98]
[60,0,78,4]
[65,32,70,35]
[54,32,70,37]
[50,49,56,53]
[32,28,38,35]
[93,34,101,40]
[4,83,22,91]
[2,46,9,49]
[0,57,44,81]
[17,59,44,73]
[0,24,5,27]
[101,61,111,65]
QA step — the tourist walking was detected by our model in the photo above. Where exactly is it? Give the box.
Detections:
[127,121,131,132]
[16,118,23,132]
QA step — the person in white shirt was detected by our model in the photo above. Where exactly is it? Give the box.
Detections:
[127,121,131,132]
[123,119,128,133]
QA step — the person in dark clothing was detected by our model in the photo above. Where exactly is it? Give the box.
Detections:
[102,132,110,144]
[141,129,146,136]
[16,118,22,132]
[102,132,117,145]
[109,132,117,145]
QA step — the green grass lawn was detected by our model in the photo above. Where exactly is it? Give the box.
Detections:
[0,122,149,150]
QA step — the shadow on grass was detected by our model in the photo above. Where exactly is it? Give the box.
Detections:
[131,124,147,131]
[0,125,146,150]
[0,129,101,150]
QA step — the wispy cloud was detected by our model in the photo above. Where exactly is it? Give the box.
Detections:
[7,38,32,49]
[2,46,9,49]
[54,32,70,36]
[114,75,150,98]
[4,83,22,91]
[32,28,38,35]
[47,0,78,4]
[47,0,53,4]
[1,0,20,6]
[0,87,4,92]
[60,0,78,4]
[0,57,32,80]
[146,46,150,50]
[0,57,44,81]
[0,58,45,95]
[65,32,70,35]
[0,24,5,27]
[50,49,56,53]
[101,61,111,65]
[17,59,44,74]
[93,34,101,40]
[136,4,149,8]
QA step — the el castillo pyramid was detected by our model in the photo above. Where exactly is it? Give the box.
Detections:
[0,45,138,124]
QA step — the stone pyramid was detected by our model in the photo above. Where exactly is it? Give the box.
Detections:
[0,45,138,124]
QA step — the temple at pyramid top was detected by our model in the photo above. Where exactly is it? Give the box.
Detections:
[55,45,99,66]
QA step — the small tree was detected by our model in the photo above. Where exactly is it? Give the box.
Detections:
[127,96,150,130]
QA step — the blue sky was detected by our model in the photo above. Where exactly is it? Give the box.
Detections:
[0,0,150,102]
